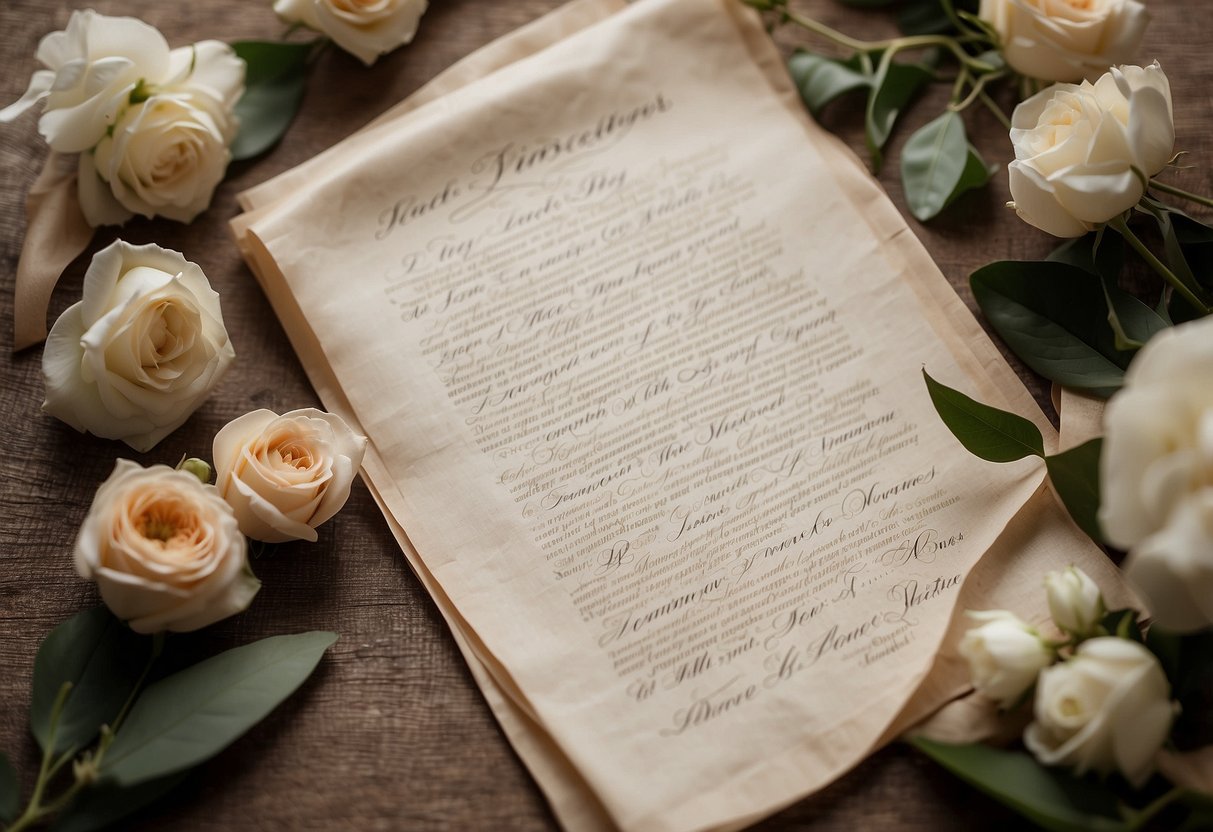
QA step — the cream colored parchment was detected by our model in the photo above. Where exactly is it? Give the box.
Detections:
[235,1,1130,830]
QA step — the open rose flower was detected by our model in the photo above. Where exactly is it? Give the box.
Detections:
[42,240,235,451]
[1008,63,1174,237]
[213,408,367,543]
[959,610,1055,707]
[274,0,428,65]
[979,0,1149,83]
[0,9,171,153]
[78,41,244,226]
[1101,317,1213,632]
[75,460,259,633]
[1024,638,1174,786]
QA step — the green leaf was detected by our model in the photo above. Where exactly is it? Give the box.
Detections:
[940,143,995,211]
[230,40,316,161]
[1048,232,1124,282]
[901,111,969,221]
[971,260,1133,396]
[1045,438,1103,543]
[787,51,869,118]
[923,370,1045,462]
[100,632,337,787]
[32,607,149,756]
[1138,202,1212,308]
[0,752,18,823]
[865,57,933,170]
[1101,276,1168,351]
[51,773,189,832]
[911,738,1130,832]
[1099,608,1143,643]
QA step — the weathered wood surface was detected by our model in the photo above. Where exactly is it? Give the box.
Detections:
[1,1,1209,829]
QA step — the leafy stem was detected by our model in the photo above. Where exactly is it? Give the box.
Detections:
[1108,214,1211,314]
[1149,178,1213,210]
[748,0,996,72]
[5,635,164,831]
[950,70,1009,113]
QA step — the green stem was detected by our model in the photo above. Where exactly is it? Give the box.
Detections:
[777,6,995,72]
[1110,215,1212,314]
[949,65,971,105]
[1127,786,1186,831]
[6,683,72,832]
[977,88,1011,130]
[1149,178,1213,210]
[951,70,1009,112]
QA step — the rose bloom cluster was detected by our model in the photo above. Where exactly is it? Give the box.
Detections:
[274,0,428,65]
[959,567,1175,787]
[76,408,366,634]
[0,10,244,226]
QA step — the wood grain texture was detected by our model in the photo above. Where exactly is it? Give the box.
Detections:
[0,1,1209,829]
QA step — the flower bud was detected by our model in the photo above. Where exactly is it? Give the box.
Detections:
[1044,566,1104,637]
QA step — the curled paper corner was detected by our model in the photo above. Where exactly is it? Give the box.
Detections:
[12,151,95,352]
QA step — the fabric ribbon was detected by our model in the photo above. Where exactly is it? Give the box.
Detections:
[13,151,95,352]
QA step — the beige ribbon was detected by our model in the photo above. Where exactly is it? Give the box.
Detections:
[13,151,95,352]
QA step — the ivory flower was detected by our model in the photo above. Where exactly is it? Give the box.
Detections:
[274,0,428,65]
[1024,638,1173,786]
[1101,317,1213,632]
[959,610,1055,707]
[213,409,367,543]
[79,41,245,226]
[1044,566,1104,636]
[0,10,171,153]
[75,460,259,634]
[42,240,235,452]
[1008,63,1174,237]
[979,0,1149,82]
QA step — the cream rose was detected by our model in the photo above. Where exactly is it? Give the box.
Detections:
[958,610,1055,707]
[75,460,260,634]
[1024,638,1173,786]
[1101,317,1213,632]
[42,240,235,452]
[274,0,428,66]
[1044,566,1104,636]
[979,0,1149,82]
[213,409,368,543]
[78,41,245,226]
[0,10,171,153]
[1008,63,1174,237]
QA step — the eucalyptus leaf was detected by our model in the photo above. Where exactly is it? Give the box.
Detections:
[31,607,149,756]
[1100,276,1168,351]
[1045,438,1103,543]
[0,752,18,823]
[970,260,1132,395]
[911,738,1130,832]
[901,111,969,221]
[787,51,869,118]
[100,631,337,787]
[230,40,316,161]
[923,370,1045,462]
[51,772,188,832]
[865,57,933,170]
[941,143,995,212]
[1048,232,1123,282]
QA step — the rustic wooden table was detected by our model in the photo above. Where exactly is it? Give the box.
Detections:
[2,1,1210,829]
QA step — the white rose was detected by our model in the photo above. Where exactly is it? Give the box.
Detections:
[274,0,428,66]
[213,409,368,543]
[0,10,171,153]
[1008,63,1174,238]
[78,41,245,226]
[958,610,1055,708]
[42,240,235,452]
[1044,566,1105,636]
[1024,637,1174,786]
[1101,317,1213,632]
[979,0,1149,82]
[75,460,260,634]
